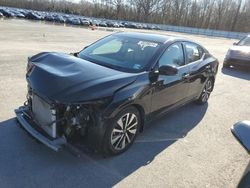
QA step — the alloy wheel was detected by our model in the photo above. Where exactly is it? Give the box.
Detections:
[201,79,213,102]
[110,113,138,150]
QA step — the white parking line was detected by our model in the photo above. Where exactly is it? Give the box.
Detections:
[135,137,182,143]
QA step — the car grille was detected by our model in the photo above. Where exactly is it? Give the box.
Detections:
[32,94,57,138]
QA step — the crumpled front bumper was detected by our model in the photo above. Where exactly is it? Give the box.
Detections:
[15,106,66,152]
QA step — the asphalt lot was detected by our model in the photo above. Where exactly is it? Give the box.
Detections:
[0,18,250,188]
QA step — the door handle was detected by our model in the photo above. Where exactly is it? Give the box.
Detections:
[182,73,190,79]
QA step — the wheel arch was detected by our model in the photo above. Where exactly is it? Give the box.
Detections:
[210,76,215,91]
[131,103,145,132]
[107,102,146,132]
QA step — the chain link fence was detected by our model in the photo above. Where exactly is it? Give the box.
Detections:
[159,24,248,39]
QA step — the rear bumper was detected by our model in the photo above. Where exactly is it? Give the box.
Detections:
[15,106,66,152]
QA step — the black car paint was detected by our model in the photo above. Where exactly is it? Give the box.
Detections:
[231,121,250,188]
[27,52,138,103]
[224,58,250,68]
[231,121,250,153]
[19,32,218,152]
[92,37,217,150]
[224,36,250,68]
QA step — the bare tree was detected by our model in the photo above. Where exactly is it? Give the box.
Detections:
[231,0,242,31]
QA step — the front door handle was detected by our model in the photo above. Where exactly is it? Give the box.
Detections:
[182,73,190,79]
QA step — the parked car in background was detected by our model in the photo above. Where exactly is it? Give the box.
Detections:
[126,22,139,29]
[232,121,250,153]
[113,22,120,28]
[0,8,15,17]
[231,121,250,187]
[99,21,107,27]
[90,19,100,26]
[223,35,250,68]
[0,6,163,31]
[15,32,218,155]
[44,14,54,22]
[66,17,81,25]
[26,11,44,20]
[106,21,115,27]
[118,23,124,28]
[14,12,25,18]
[54,15,65,23]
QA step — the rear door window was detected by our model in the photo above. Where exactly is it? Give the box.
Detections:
[184,42,204,64]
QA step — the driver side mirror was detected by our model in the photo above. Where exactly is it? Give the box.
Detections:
[158,65,178,76]
[70,52,79,57]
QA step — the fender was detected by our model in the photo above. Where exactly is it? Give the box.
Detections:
[103,73,153,120]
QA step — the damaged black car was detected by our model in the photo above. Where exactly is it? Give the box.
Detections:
[15,32,218,155]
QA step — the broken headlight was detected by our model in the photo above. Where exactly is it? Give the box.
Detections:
[26,59,35,76]
[62,105,92,139]
[61,97,112,139]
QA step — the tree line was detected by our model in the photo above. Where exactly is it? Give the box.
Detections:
[0,0,249,32]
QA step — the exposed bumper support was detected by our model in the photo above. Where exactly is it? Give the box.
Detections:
[15,106,66,152]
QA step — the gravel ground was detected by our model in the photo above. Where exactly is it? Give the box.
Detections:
[0,18,249,188]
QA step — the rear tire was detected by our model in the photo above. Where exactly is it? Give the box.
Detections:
[102,107,141,156]
[196,78,214,105]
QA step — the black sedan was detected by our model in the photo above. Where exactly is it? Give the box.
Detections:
[223,35,250,68]
[231,121,250,187]
[15,32,218,156]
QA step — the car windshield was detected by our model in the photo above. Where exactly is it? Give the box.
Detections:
[238,36,250,46]
[78,35,161,72]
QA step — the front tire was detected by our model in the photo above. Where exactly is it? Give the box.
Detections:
[103,107,141,156]
[196,78,214,105]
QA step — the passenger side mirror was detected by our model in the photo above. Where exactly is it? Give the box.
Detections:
[158,65,178,76]
[233,42,238,45]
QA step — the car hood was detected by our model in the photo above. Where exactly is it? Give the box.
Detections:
[230,45,250,53]
[228,46,250,60]
[27,52,138,103]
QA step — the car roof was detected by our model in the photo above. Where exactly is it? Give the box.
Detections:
[114,32,184,43]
